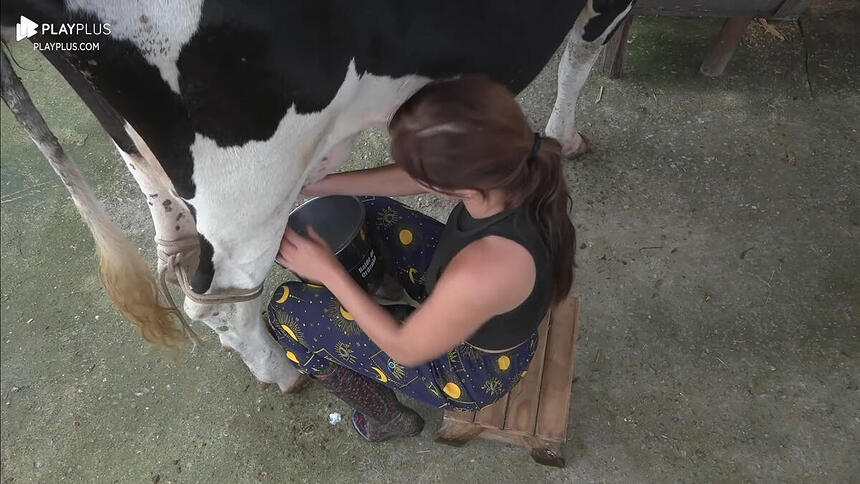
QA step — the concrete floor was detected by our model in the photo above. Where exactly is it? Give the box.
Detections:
[1,3,858,482]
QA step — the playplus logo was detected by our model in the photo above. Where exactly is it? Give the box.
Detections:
[15,16,38,41]
[15,16,111,51]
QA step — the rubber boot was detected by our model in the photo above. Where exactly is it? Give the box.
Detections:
[315,365,424,442]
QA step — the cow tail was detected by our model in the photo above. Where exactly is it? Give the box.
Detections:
[75,176,189,349]
[1,50,188,349]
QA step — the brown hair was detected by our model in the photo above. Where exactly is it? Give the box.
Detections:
[389,76,575,304]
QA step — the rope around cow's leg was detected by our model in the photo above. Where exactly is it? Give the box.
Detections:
[156,260,203,348]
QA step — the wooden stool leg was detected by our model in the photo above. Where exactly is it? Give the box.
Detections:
[602,16,633,79]
[700,16,754,77]
[528,439,565,468]
[433,419,482,447]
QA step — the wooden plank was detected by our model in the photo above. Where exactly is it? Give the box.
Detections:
[502,315,551,434]
[628,0,804,18]
[602,16,633,79]
[474,393,509,429]
[633,0,783,17]
[699,16,754,77]
[535,297,580,442]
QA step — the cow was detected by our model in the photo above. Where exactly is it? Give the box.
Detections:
[0,0,633,393]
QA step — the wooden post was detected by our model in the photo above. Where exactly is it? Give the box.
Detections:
[699,16,754,77]
[602,16,633,79]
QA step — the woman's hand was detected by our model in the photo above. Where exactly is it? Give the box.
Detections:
[276,226,342,283]
[300,178,327,196]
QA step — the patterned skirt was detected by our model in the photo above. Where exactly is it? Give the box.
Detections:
[266,197,538,411]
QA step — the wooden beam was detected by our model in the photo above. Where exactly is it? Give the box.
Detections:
[700,16,754,77]
[535,297,580,442]
[632,0,783,17]
[503,316,551,434]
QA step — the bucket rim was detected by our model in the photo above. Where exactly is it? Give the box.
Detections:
[287,195,365,254]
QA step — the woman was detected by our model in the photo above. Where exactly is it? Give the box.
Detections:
[268,77,575,442]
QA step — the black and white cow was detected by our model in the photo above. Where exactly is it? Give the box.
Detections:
[1,0,633,392]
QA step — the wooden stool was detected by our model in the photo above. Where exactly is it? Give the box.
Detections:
[433,296,580,467]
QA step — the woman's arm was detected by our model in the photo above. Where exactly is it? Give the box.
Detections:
[302,164,428,197]
[280,228,536,367]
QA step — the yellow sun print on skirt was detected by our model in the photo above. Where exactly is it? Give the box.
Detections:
[398,228,414,245]
[443,382,462,399]
[497,355,511,371]
[286,350,299,364]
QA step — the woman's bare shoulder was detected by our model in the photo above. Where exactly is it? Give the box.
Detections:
[439,236,536,314]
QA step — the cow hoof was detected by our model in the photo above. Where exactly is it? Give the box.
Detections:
[280,374,311,394]
[222,344,234,352]
[563,133,592,160]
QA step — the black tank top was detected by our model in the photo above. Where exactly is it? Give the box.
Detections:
[424,202,552,350]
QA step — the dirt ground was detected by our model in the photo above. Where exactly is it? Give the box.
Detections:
[1,3,858,483]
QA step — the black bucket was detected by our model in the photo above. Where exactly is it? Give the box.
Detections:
[279,195,383,291]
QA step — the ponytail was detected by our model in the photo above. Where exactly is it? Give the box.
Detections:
[518,135,575,305]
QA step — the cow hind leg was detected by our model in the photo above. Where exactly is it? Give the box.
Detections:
[546,0,634,158]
